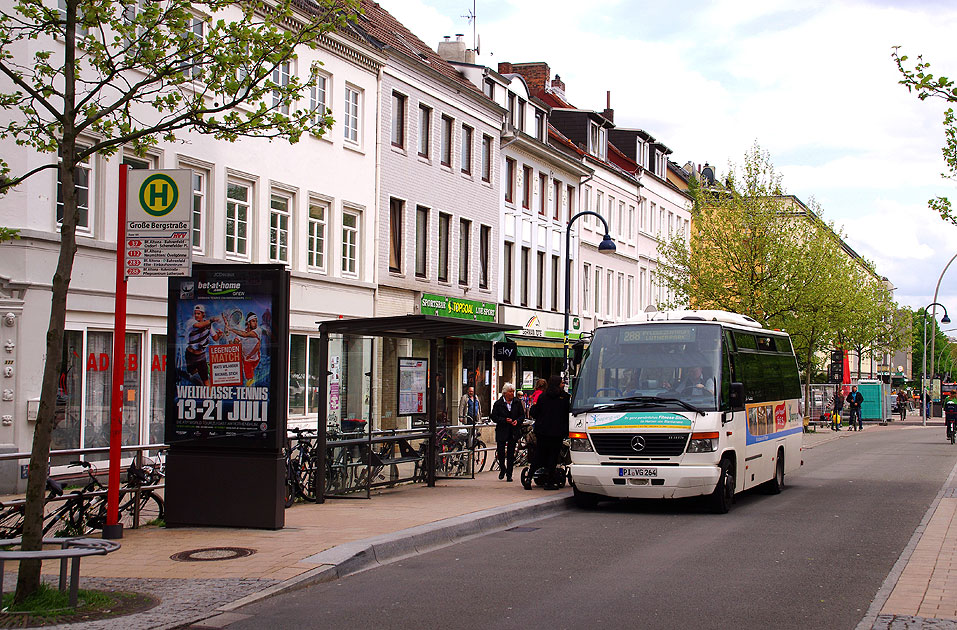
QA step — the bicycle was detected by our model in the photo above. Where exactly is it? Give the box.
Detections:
[0,477,64,538]
[285,427,318,505]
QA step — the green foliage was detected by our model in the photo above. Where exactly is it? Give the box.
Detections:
[893,47,957,225]
[2,582,111,615]
[0,227,19,242]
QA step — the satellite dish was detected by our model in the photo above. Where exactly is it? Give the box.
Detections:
[475,34,481,56]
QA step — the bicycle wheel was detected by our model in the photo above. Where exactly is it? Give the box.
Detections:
[0,506,24,538]
[296,447,318,502]
[118,491,164,527]
[473,440,488,473]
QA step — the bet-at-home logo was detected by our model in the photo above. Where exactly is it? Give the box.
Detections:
[139,174,179,217]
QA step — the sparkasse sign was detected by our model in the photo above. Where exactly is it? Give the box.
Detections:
[126,169,192,278]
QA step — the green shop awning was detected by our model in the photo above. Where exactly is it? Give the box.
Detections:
[512,337,565,358]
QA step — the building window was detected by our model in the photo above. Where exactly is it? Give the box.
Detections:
[460,124,472,174]
[272,61,290,115]
[482,135,492,182]
[507,92,516,127]
[391,92,406,148]
[225,180,250,258]
[627,276,634,319]
[520,246,530,307]
[517,98,526,131]
[344,86,360,144]
[551,255,560,312]
[553,179,562,221]
[503,242,513,304]
[310,74,327,125]
[415,205,428,278]
[269,193,290,264]
[505,158,516,204]
[582,263,591,314]
[536,250,545,309]
[594,266,601,314]
[418,104,431,157]
[307,200,327,271]
[535,110,545,141]
[182,15,205,79]
[189,170,206,252]
[608,196,615,233]
[628,205,635,241]
[438,212,450,282]
[459,219,470,285]
[483,78,495,100]
[56,145,92,233]
[582,185,591,227]
[479,225,490,289]
[538,173,547,215]
[596,190,604,229]
[389,198,403,273]
[606,270,614,316]
[522,165,532,210]
[440,115,453,166]
[567,184,575,224]
[341,209,360,276]
[618,273,624,318]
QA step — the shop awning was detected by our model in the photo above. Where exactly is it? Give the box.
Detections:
[511,337,565,358]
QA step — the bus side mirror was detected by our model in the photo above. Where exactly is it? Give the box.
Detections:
[729,383,745,412]
[572,341,586,367]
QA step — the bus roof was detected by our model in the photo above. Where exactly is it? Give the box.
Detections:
[624,310,764,329]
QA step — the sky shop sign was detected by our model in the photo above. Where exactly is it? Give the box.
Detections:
[420,293,496,322]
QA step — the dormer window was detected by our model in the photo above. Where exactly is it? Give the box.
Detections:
[588,121,606,160]
[507,93,516,127]
[535,110,545,141]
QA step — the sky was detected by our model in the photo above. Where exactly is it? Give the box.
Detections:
[378,0,957,314]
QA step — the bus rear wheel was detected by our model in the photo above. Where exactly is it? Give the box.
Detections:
[763,450,785,494]
[709,459,735,514]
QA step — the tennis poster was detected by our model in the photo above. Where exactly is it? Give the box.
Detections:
[166,264,289,449]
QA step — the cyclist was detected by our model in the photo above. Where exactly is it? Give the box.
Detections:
[945,392,957,443]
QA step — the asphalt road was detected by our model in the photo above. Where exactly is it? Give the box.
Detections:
[230,426,957,630]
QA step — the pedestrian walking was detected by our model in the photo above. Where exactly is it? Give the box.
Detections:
[458,386,483,424]
[530,378,547,406]
[832,388,844,431]
[528,375,570,490]
[490,383,525,482]
[897,389,908,422]
[846,385,864,431]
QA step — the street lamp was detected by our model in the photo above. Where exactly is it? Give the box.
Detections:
[564,210,615,379]
[922,301,951,426]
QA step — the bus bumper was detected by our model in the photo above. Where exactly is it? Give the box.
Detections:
[569,463,721,499]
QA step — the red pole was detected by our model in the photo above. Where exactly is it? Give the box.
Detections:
[104,164,129,539]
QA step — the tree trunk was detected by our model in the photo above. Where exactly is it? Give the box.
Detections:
[15,0,80,601]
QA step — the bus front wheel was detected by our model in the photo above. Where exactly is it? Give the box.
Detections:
[709,459,735,514]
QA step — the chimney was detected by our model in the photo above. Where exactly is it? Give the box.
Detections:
[602,90,614,122]
[497,62,514,75]
[437,33,475,64]
[549,73,566,101]
[497,62,551,98]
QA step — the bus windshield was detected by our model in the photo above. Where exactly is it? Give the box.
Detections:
[572,323,722,413]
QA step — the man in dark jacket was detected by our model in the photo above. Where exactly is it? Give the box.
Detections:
[490,382,525,482]
[529,375,570,490]
[846,385,864,431]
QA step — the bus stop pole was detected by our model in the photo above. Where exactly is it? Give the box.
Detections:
[427,339,438,488]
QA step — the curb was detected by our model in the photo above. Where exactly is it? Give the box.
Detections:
[214,491,573,615]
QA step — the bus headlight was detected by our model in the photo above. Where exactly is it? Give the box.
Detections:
[569,432,593,452]
[687,432,719,453]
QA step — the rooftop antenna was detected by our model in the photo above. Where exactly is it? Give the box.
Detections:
[461,0,477,55]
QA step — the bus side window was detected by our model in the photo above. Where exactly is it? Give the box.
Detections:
[721,336,734,410]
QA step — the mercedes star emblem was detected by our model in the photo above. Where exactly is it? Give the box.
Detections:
[631,435,646,452]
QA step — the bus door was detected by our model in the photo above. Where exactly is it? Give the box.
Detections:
[722,330,749,491]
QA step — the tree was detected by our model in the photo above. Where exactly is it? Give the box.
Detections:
[893,47,957,225]
[0,0,357,602]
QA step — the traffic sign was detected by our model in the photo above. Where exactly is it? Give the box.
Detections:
[125,169,192,278]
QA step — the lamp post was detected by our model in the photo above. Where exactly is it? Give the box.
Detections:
[922,301,951,426]
[564,210,615,380]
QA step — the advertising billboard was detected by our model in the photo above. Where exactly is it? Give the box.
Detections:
[166,264,289,449]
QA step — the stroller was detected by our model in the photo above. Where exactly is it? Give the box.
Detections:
[520,430,571,490]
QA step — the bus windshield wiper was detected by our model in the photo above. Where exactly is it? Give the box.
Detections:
[609,395,706,416]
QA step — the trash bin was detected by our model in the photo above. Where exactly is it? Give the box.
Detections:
[341,418,367,435]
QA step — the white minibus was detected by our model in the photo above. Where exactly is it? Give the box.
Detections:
[568,310,803,512]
